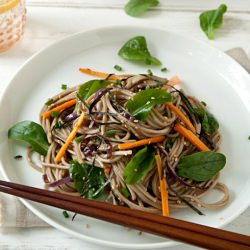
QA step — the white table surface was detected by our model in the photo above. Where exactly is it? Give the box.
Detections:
[0,1,250,249]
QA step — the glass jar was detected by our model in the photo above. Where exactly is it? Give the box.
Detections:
[0,0,26,53]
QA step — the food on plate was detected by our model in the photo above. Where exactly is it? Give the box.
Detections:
[8,69,229,216]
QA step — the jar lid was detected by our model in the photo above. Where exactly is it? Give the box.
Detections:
[0,0,20,14]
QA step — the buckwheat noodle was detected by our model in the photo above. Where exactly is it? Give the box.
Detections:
[28,74,229,214]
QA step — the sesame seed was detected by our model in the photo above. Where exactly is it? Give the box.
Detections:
[151,97,155,100]
[134,168,138,172]
[176,200,181,204]
[146,101,150,105]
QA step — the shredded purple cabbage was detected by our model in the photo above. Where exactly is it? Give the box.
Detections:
[48,176,71,187]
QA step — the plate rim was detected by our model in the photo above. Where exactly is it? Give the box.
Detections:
[1,24,250,249]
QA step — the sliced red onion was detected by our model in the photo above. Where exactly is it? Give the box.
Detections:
[103,138,112,159]
[48,176,71,187]
[63,112,78,123]
[83,144,98,157]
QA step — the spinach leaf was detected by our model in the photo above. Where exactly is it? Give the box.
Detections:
[77,79,112,101]
[123,146,155,184]
[125,88,172,120]
[69,160,106,198]
[124,0,159,17]
[8,120,49,156]
[199,4,227,40]
[118,36,161,66]
[194,108,219,134]
[202,112,219,134]
[177,151,226,182]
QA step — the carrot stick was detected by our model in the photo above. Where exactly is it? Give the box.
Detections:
[155,154,169,217]
[174,123,210,151]
[79,68,125,80]
[166,102,196,133]
[55,112,85,163]
[42,99,77,119]
[118,136,165,150]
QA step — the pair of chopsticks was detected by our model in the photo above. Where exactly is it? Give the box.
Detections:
[0,180,249,250]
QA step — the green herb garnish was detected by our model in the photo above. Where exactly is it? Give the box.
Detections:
[120,187,130,198]
[114,65,122,71]
[248,136,250,140]
[165,138,176,149]
[124,0,159,17]
[125,88,172,121]
[177,151,226,182]
[105,130,117,136]
[8,121,49,156]
[14,155,23,160]
[45,99,53,106]
[75,135,83,144]
[161,67,168,72]
[51,111,59,117]
[62,210,69,218]
[201,101,207,106]
[199,4,227,40]
[123,146,155,184]
[61,84,67,90]
[147,69,153,76]
[118,36,161,66]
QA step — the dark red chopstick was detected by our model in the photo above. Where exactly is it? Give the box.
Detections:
[0,181,249,250]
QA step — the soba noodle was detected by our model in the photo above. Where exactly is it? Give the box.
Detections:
[28,73,229,214]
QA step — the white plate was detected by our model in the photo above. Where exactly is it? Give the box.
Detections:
[1,26,250,249]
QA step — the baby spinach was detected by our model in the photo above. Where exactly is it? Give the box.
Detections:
[194,108,219,134]
[177,151,226,182]
[118,36,161,66]
[125,0,159,17]
[8,120,49,156]
[77,79,112,101]
[125,88,172,121]
[123,146,155,184]
[69,160,106,198]
[199,4,227,40]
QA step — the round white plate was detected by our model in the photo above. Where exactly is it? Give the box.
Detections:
[0,26,250,249]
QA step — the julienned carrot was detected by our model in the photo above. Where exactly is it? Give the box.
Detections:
[42,99,77,119]
[55,112,85,163]
[79,68,125,80]
[161,75,181,90]
[155,154,169,217]
[166,102,196,133]
[174,123,210,151]
[118,136,165,150]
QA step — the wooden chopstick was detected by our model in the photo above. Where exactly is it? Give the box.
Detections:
[0,181,249,250]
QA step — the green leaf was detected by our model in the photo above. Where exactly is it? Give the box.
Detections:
[194,108,219,134]
[124,0,159,17]
[199,4,227,40]
[77,79,112,101]
[8,121,49,156]
[177,151,226,182]
[69,161,106,198]
[118,36,161,66]
[202,112,219,134]
[125,88,172,120]
[123,146,155,184]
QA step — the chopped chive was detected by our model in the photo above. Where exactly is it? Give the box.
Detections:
[75,135,83,143]
[161,67,168,72]
[54,120,65,129]
[201,101,207,106]
[165,138,176,149]
[61,84,67,90]
[45,99,53,106]
[248,136,250,140]
[114,65,122,71]
[51,111,59,117]
[62,210,69,218]
[147,69,153,76]
[120,187,130,198]
[105,130,117,136]
[115,79,121,85]
[14,155,23,160]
